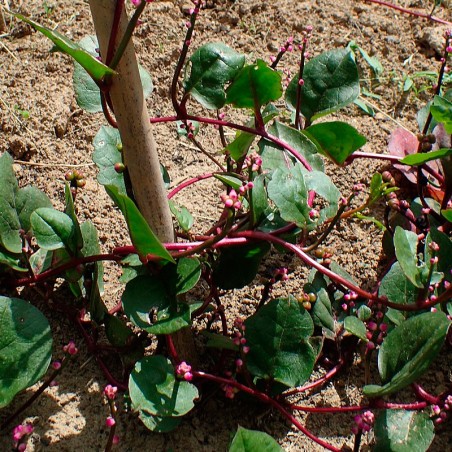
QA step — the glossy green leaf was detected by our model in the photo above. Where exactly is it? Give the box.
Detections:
[138,410,181,433]
[305,271,335,338]
[244,297,316,389]
[30,208,76,252]
[183,42,245,109]
[64,183,84,252]
[226,104,278,161]
[93,127,126,194]
[122,274,171,330]
[259,121,324,172]
[268,164,340,230]
[250,173,268,227]
[213,173,243,190]
[430,95,452,133]
[169,200,193,233]
[302,121,366,165]
[73,36,153,113]
[374,410,434,452]
[400,148,452,166]
[16,186,53,233]
[213,242,270,289]
[441,209,452,222]
[146,302,202,335]
[0,296,52,408]
[229,427,283,452]
[162,257,202,296]
[29,248,52,275]
[226,60,282,110]
[14,14,115,82]
[379,262,416,325]
[129,355,198,417]
[105,185,174,263]
[80,221,106,323]
[344,316,367,341]
[0,248,25,272]
[363,312,450,397]
[0,153,21,253]
[393,226,424,288]
[286,48,359,122]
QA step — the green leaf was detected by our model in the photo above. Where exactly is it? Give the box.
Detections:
[104,314,135,348]
[250,173,268,227]
[105,185,175,263]
[344,316,367,341]
[163,257,202,296]
[400,148,452,166]
[0,248,25,272]
[430,95,452,134]
[93,126,126,194]
[0,296,52,408]
[305,271,335,338]
[286,48,359,122]
[73,36,153,113]
[80,221,106,323]
[229,426,283,452]
[213,242,270,289]
[393,227,425,288]
[379,262,416,325]
[267,164,340,230]
[363,312,450,397]
[30,208,76,252]
[168,200,193,233]
[354,98,375,117]
[226,60,282,110]
[203,331,239,351]
[225,104,278,161]
[374,410,434,452]
[16,186,53,233]
[146,302,202,335]
[138,410,181,433]
[183,42,245,109]
[244,297,316,389]
[213,173,243,190]
[348,41,384,78]
[128,355,198,417]
[14,15,115,82]
[122,274,171,330]
[442,209,452,222]
[0,153,21,253]
[64,183,84,252]
[302,121,366,165]
[425,227,452,283]
[259,121,324,172]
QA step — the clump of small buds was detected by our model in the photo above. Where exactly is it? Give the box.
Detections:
[352,410,375,435]
[244,152,263,172]
[104,385,118,400]
[381,170,396,187]
[313,247,334,266]
[220,189,242,210]
[432,395,452,425]
[63,340,78,356]
[233,318,249,354]
[176,361,193,381]
[417,133,436,152]
[365,303,387,353]
[341,290,358,312]
[179,121,197,139]
[296,291,317,310]
[222,382,239,399]
[64,169,86,188]
[12,423,33,451]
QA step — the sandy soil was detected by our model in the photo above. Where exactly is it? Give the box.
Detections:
[0,0,451,450]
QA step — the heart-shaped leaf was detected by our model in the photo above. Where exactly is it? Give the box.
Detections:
[183,42,245,109]
[244,297,316,389]
[226,60,282,110]
[0,296,52,408]
[229,426,283,452]
[363,312,450,397]
[302,121,366,165]
[286,48,359,122]
[129,355,198,417]
[374,410,434,452]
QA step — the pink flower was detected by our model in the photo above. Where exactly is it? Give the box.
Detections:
[104,385,118,400]
[63,341,78,356]
[106,416,116,428]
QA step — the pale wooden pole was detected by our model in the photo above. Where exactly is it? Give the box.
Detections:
[88,1,197,363]
[88,0,174,243]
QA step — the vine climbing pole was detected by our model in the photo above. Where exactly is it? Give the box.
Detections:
[88,0,197,362]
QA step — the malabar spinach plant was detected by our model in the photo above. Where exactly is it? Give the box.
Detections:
[1,1,451,451]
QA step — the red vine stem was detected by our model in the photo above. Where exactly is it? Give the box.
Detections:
[193,371,340,451]
[364,0,452,26]
[168,172,214,199]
